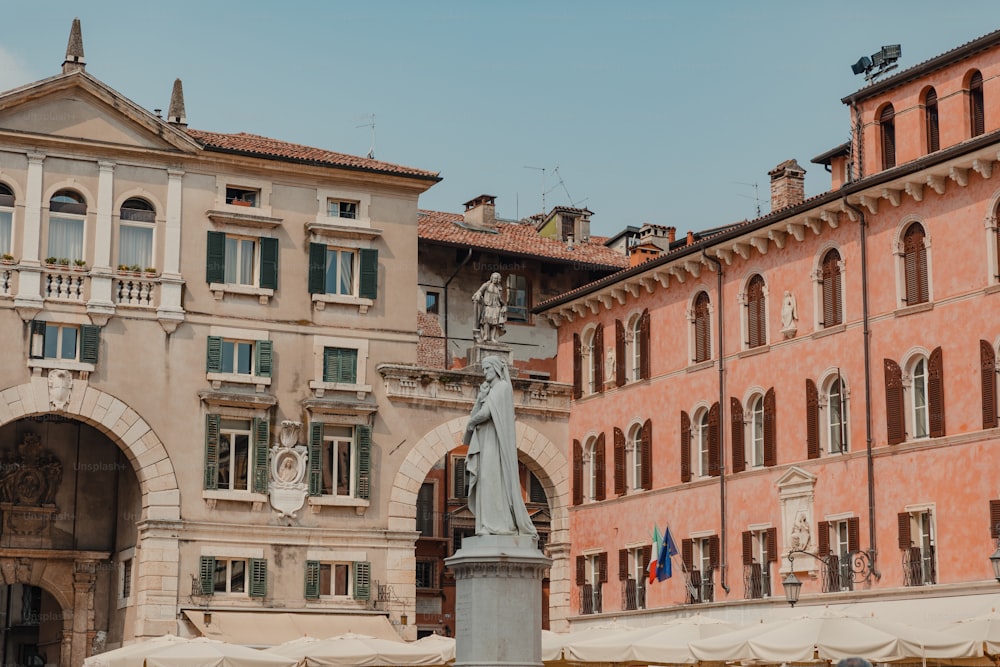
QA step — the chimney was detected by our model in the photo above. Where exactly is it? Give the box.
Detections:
[667,226,676,244]
[686,230,694,246]
[62,18,86,74]
[768,159,806,212]
[463,195,497,229]
[167,79,187,128]
[629,242,661,267]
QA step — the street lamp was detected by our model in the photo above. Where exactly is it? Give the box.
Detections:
[781,549,879,607]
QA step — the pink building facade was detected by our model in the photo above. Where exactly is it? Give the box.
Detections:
[541,30,1000,626]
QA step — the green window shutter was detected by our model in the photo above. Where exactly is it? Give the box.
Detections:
[206,336,223,373]
[304,560,320,600]
[323,347,340,383]
[206,231,226,284]
[358,248,378,299]
[259,237,279,290]
[255,340,273,378]
[308,422,323,496]
[249,558,267,598]
[199,556,215,596]
[356,425,371,500]
[29,320,46,359]
[340,348,357,384]
[353,561,371,600]
[308,243,326,294]
[252,417,270,494]
[204,414,220,490]
[80,325,100,364]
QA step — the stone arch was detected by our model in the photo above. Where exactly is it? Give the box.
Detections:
[389,416,568,538]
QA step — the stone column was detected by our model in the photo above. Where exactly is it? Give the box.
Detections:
[157,168,185,332]
[70,562,97,667]
[445,535,550,667]
[87,160,116,322]
[14,152,45,318]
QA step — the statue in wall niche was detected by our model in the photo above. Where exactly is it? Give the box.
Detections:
[472,272,507,344]
[463,356,537,537]
[269,421,307,519]
[781,290,799,338]
[606,347,616,381]
[47,369,73,412]
[789,511,811,552]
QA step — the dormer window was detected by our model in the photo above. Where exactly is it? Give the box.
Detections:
[327,199,358,220]
[226,186,259,207]
[561,215,574,240]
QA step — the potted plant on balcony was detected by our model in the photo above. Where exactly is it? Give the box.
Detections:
[73,259,87,271]
[0,253,14,265]
[57,258,70,268]
[144,267,157,277]
[45,257,58,266]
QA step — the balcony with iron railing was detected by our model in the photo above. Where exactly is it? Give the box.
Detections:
[580,583,602,615]
[622,578,646,610]
[902,545,936,586]
[743,561,772,599]
[685,569,714,604]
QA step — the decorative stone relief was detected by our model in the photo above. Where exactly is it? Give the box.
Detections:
[268,421,307,519]
[776,466,817,572]
[47,369,73,411]
[781,290,798,339]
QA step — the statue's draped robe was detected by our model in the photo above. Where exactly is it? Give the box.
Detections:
[466,379,537,536]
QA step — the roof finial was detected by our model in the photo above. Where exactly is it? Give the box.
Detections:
[167,78,187,127]
[62,18,86,74]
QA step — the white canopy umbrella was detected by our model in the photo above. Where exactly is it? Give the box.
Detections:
[541,630,570,663]
[82,635,189,667]
[945,609,1000,660]
[563,614,741,665]
[411,635,455,663]
[689,610,982,664]
[266,633,449,667]
[142,637,298,667]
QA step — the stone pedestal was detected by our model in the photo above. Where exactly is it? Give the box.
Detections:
[468,343,513,372]
[445,535,550,667]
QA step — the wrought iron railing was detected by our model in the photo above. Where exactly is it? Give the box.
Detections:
[580,583,602,615]
[685,569,714,604]
[622,577,646,610]
[743,562,772,599]
[902,545,936,586]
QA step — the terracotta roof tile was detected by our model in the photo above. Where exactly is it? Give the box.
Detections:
[186,129,440,181]
[418,210,628,269]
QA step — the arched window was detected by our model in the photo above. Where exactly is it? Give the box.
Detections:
[745,275,766,348]
[902,223,929,305]
[821,249,843,327]
[749,395,765,467]
[885,348,945,444]
[924,88,939,153]
[582,326,604,395]
[911,356,930,440]
[0,183,13,258]
[118,197,155,271]
[880,104,896,170]
[696,409,711,477]
[826,375,849,453]
[585,434,606,502]
[629,313,642,381]
[625,421,651,491]
[970,71,985,137]
[693,292,711,363]
[47,189,86,262]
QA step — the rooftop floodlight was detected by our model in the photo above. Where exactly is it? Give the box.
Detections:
[871,50,885,68]
[851,56,872,75]
[882,44,902,61]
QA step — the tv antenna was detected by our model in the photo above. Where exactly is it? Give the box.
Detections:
[549,166,582,208]
[356,114,376,158]
[524,165,547,214]
[734,181,762,218]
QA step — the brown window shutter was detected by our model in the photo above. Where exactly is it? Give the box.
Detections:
[695,293,711,363]
[898,512,912,549]
[925,88,940,153]
[681,538,693,569]
[742,531,753,565]
[766,527,778,561]
[880,104,896,170]
[639,309,651,379]
[817,520,830,556]
[885,359,905,445]
[971,72,985,137]
[641,545,652,569]
[821,249,843,327]
[806,379,820,459]
[928,346,946,438]
[598,552,608,583]
[747,275,766,348]
[615,319,626,387]
[709,535,720,570]
[618,548,629,580]
[731,397,746,473]
[613,427,626,496]
[573,333,582,399]
[708,402,720,477]
[594,432,606,501]
[680,411,692,483]
[576,555,586,585]
[763,388,777,467]
[990,500,1000,538]
[572,440,583,506]
[983,340,998,429]
[903,224,928,305]
[594,325,605,392]
[641,419,653,491]
[847,517,860,553]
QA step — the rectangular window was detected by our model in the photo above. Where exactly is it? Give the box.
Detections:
[121,558,133,599]
[322,347,358,384]
[29,321,100,364]
[506,274,529,322]
[416,482,435,536]
[222,340,254,375]
[415,561,436,589]
[327,199,359,220]
[206,337,272,379]
[323,425,354,496]
[225,236,257,286]
[226,186,259,207]
[425,291,439,315]
[47,216,84,262]
[0,203,11,256]
[452,455,467,499]
[119,224,153,270]
[320,563,351,596]
[214,558,247,594]
[206,231,278,290]
[325,248,356,295]
[217,419,251,491]
[306,560,368,599]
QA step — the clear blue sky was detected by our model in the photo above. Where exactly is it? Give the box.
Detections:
[3,2,999,238]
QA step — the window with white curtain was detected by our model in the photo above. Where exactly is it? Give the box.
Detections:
[0,183,13,256]
[118,197,155,269]
[47,190,86,262]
